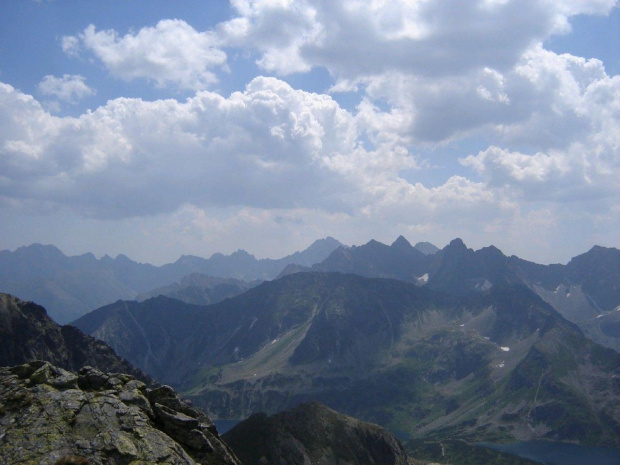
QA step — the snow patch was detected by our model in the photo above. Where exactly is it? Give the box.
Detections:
[497,362,505,368]
[417,273,429,284]
[475,279,493,291]
[500,347,510,352]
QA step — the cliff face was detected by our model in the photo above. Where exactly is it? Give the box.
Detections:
[223,402,411,465]
[0,293,147,382]
[0,361,240,465]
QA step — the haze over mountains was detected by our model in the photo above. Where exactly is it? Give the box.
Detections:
[3,234,618,352]
[2,235,620,464]
[0,237,344,323]
[287,237,620,351]
[69,237,620,451]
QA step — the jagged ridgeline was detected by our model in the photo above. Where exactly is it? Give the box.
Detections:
[4,236,620,462]
[74,270,620,448]
[0,237,344,324]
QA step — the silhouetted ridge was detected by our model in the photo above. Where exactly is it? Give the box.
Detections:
[223,402,410,465]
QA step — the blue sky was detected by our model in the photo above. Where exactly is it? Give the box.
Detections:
[0,0,618,265]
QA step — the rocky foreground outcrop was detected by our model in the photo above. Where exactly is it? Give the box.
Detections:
[0,361,240,465]
[223,401,413,465]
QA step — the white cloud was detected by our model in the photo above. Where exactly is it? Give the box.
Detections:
[458,46,620,204]
[214,0,618,151]
[64,20,227,90]
[220,0,616,79]
[2,55,617,253]
[0,76,517,235]
[220,0,322,74]
[61,36,80,57]
[3,0,619,263]
[0,78,388,217]
[37,74,95,103]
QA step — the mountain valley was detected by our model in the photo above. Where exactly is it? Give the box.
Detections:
[73,270,620,448]
[2,236,620,464]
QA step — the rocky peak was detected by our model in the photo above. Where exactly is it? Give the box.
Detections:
[0,361,240,465]
[391,235,413,250]
[223,401,411,465]
[445,237,468,252]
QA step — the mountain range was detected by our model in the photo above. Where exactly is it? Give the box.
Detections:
[3,235,620,462]
[286,236,620,351]
[0,237,343,323]
[73,269,620,448]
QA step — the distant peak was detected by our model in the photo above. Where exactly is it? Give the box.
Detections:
[441,238,469,257]
[305,237,343,250]
[479,245,505,258]
[364,239,389,250]
[20,243,62,252]
[587,245,614,254]
[414,241,439,255]
[448,238,466,248]
[15,243,65,258]
[321,236,341,244]
[231,249,254,258]
[391,235,412,249]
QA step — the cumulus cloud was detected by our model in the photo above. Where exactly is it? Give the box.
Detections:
[0,78,385,217]
[351,44,619,166]
[4,0,619,263]
[214,0,618,149]
[220,0,616,79]
[458,46,620,204]
[0,75,523,230]
[37,74,95,103]
[63,20,227,90]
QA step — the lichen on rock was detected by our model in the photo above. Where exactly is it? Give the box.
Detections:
[0,361,240,465]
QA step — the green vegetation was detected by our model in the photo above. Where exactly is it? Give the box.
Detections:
[405,439,544,465]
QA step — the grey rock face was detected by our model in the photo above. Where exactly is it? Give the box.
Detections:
[0,293,148,383]
[0,361,240,465]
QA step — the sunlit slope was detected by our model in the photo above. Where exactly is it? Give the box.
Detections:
[76,272,620,446]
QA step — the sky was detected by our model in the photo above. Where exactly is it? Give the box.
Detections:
[0,0,619,265]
